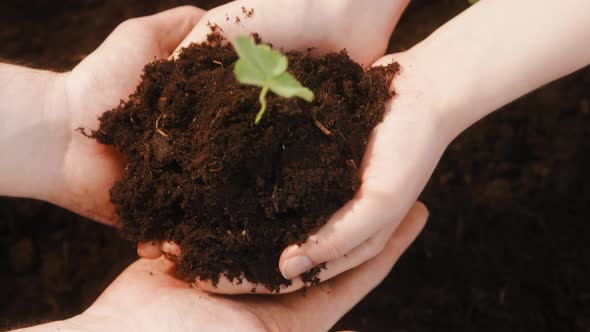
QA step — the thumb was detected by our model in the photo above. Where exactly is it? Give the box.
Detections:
[278,202,429,331]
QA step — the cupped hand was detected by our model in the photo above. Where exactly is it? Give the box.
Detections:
[48,6,205,226]
[71,203,427,332]
[147,0,433,294]
[277,50,451,282]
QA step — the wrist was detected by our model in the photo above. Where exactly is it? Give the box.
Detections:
[374,52,462,147]
[0,65,71,200]
[401,41,489,140]
[38,71,72,201]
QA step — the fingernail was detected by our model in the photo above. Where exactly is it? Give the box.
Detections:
[281,255,313,280]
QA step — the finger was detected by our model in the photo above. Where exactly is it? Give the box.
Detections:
[195,202,427,295]
[172,0,412,66]
[279,186,413,280]
[337,0,412,66]
[137,241,163,259]
[276,201,428,331]
[172,1,312,56]
[110,6,206,57]
[160,240,182,258]
[142,6,207,55]
[300,201,428,287]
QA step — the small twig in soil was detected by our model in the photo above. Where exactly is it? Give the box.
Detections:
[76,127,91,138]
[212,60,224,68]
[155,115,169,137]
[206,21,224,33]
[313,118,332,136]
[271,185,279,213]
[209,165,224,172]
[158,97,168,110]
[336,125,350,146]
[346,159,359,173]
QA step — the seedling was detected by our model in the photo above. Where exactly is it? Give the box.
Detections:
[232,36,314,124]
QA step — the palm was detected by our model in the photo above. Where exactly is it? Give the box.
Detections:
[51,3,421,295]
[89,259,281,331]
[83,208,426,332]
[87,258,366,332]
[147,0,419,293]
[53,1,412,226]
[62,30,172,226]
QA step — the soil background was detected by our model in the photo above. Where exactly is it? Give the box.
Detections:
[1,0,589,331]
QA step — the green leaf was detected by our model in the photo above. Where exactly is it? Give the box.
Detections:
[232,36,288,80]
[234,58,266,86]
[232,36,314,124]
[269,72,314,101]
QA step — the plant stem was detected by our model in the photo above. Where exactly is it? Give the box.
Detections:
[255,85,269,124]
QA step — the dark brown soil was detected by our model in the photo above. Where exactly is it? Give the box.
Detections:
[91,37,397,291]
[1,0,589,331]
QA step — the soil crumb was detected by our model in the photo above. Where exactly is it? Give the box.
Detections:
[92,34,398,291]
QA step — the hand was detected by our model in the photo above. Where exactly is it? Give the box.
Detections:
[17,204,427,332]
[143,0,414,293]
[46,6,206,226]
[173,0,411,67]
[147,0,590,295]
[55,0,410,226]
[279,0,590,286]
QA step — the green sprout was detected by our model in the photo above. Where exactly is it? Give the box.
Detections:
[467,0,479,4]
[232,36,314,124]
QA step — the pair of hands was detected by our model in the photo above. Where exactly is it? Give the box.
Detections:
[12,0,590,330]
[24,204,424,332]
[51,0,439,295]
[40,0,590,296]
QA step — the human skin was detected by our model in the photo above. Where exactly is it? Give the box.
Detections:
[2,0,589,295]
[0,6,207,226]
[150,0,590,294]
[12,203,428,332]
[1,4,429,330]
[274,0,590,284]
[0,0,414,290]
[0,0,409,209]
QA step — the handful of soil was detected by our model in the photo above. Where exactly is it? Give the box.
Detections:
[92,36,398,291]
